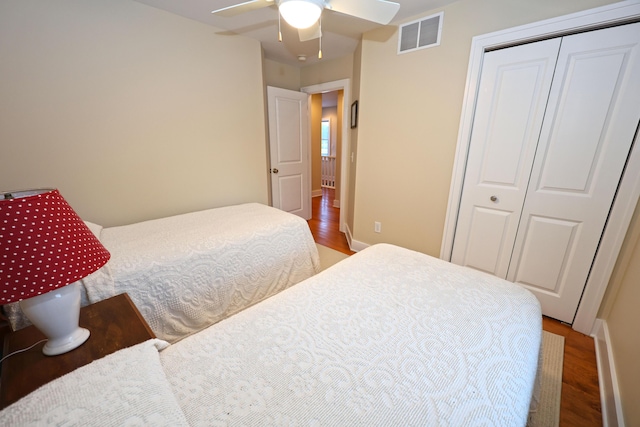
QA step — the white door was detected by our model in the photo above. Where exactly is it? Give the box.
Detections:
[452,22,640,323]
[506,23,640,323]
[451,39,561,276]
[267,86,311,220]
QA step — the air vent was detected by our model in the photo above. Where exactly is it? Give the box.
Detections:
[398,12,443,54]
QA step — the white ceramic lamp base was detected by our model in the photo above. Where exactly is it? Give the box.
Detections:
[19,282,90,356]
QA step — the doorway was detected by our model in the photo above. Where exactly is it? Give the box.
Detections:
[307,187,353,255]
[301,79,351,239]
[307,90,351,253]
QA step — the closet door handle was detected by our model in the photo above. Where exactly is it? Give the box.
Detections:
[490,195,498,202]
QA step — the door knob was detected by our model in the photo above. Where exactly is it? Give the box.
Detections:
[272,168,279,174]
[490,195,498,202]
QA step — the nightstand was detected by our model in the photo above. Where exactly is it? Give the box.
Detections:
[0,293,155,409]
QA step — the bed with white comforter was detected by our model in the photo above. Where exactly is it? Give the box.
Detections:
[1,243,542,426]
[5,203,320,342]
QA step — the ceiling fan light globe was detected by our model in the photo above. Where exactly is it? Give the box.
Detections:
[279,0,322,29]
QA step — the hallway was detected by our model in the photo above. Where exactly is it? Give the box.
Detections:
[307,188,354,255]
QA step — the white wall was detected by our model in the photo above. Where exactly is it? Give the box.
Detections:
[0,0,269,227]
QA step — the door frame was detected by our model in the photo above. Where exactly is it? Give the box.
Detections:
[301,79,351,234]
[440,1,640,335]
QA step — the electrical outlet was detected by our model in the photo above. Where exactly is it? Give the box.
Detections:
[374,221,381,233]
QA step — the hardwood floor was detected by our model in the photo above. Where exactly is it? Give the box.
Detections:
[543,317,602,426]
[308,188,602,426]
[308,188,354,255]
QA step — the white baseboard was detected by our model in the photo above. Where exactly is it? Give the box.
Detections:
[312,189,323,198]
[344,223,369,253]
[333,199,340,208]
[593,319,624,427]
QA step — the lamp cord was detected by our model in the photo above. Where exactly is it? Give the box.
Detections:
[0,339,48,364]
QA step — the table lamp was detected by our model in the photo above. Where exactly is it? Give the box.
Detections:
[0,189,110,356]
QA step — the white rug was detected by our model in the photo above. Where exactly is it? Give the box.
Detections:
[315,243,349,271]
[528,331,565,427]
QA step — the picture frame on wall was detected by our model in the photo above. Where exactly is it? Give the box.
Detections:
[351,101,358,129]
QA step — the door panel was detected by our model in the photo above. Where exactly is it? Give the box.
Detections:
[537,49,629,193]
[507,23,640,323]
[462,207,512,275]
[451,39,561,277]
[511,216,580,294]
[267,86,311,219]
[278,175,304,212]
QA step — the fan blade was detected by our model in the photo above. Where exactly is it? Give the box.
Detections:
[298,22,322,41]
[211,0,273,17]
[328,0,400,25]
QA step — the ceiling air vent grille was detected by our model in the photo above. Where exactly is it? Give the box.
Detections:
[398,12,443,54]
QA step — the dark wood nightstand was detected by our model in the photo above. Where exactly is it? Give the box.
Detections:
[0,293,155,409]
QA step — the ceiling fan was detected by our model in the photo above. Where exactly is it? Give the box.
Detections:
[212,0,400,46]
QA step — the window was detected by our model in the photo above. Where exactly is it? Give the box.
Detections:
[321,119,330,157]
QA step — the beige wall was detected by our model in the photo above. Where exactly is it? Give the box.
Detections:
[606,233,640,426]
[347,42,363,233]
[300,55,353,88]
[0,0,268,227]
[598,200,640,426]
[263,55,354,92]
[263,58,301,91]
[335,91,343,205]
[354,0,617,256]
[310,94,323,193]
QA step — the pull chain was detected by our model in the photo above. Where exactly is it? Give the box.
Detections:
[318,15,323,59]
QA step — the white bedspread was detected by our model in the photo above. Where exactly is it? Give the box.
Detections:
[0,244,541,426]
[3,204,319,342]
[160,243,542,426]
[0,339,188,427]
[86,203,320,342]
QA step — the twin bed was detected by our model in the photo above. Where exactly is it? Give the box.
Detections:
[5,202,320,342]
[0,205,543,426]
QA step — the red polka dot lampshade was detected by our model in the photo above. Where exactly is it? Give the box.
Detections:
[0,189,111,304]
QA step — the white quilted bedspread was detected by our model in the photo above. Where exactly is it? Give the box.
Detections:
[0,339,188,427]
[86,203,320,342]
[160,243,543,426]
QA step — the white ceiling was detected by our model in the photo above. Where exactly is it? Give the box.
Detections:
[134,0,458,67]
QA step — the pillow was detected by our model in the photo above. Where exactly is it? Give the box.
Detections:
[0,339,189,427]
[83,221,103,240]
[80,220,115,303]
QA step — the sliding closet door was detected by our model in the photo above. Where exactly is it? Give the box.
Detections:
[506,23,640,323]
[450,39,560,277]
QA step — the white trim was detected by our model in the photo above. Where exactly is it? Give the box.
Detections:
[574,128,640,333]
[301,79,351,234]
[312,189,323,198]
[593,319,625,427]
[345,222,353,249]
[440,0,640,335]
[344,223,368,253]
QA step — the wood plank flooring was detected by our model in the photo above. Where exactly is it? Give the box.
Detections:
[308,188,602,427]
[308,188,354,255]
